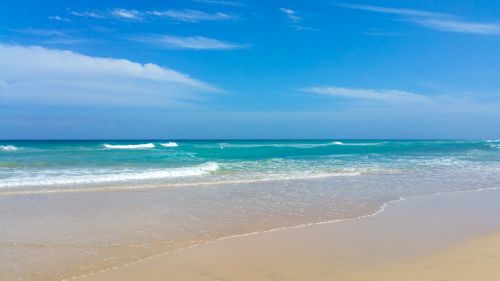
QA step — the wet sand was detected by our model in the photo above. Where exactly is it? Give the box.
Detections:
[71,188,500,281]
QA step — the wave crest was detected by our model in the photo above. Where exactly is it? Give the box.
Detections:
[0,145,19,152]
[160,142,178,147]
[331,141,381,146]
[0,162,220,188]
[215,141,381,149]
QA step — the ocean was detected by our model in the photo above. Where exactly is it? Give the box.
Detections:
[1,140,500,280]
[2,139,500,194]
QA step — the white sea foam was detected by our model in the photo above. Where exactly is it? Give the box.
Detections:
[213,141,382,149]
[160,142,178,147]
[215,142,341,149]
[0,145,18,151]
[0,162,220,188]
[331,141,382,146]
[0,168,368,194]
[103,143,155,149]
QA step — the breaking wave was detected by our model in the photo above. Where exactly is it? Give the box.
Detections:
[0,145,19,152]
[160,142,178,147]
[0,162,220,188]
[215,141,382,149]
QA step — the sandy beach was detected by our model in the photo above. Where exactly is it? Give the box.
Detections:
[2,141,500,281]
[3,0,500,279]
[70,188,500,281]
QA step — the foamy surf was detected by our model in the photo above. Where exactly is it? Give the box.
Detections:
[1,140,499,194]
[103,143,155,149]
[212,141,382,149]
[3,140,500,281]
[331,141,382,146]
[160,142,178,147]
[215,142,347,149]
[0,145,19,151]
[0,162,220,188]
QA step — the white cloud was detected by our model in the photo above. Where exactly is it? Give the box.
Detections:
[338,4,445,18]
[414,18,500,34]
[279,8,302,23]
[147,9,237,22]
[339,3,500,35]
[69,10,105,19]
[0,44,216,107]
[111,8,142,20]
[303,86,430,103]
[69,8,143,20]
[69,8,238,23]
[48,16,71,22]
[279,8,315,31]
[133,35,248,50]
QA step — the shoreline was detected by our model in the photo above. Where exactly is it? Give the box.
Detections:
[62,195,404,281]
[0,171,367,196]
[69,186,500,281]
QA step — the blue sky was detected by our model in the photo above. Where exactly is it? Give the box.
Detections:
[0,0,499,139]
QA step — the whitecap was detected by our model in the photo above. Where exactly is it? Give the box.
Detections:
[214,142,343,149]
[211,141,383,149]
[0,145,18,152]
[331,141,382,146]
[160,142,178,147]
[0,162,220,188]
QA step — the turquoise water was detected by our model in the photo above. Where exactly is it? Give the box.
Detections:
[2,140,500,281]
[1,140,500,193]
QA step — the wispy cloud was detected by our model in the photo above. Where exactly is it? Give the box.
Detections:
[68,10,105,19]
[339,3,500,35]
[414,18,500,34]
[147,9,237,22]
[69,8,143,20]
[111,8,142,20]
[0,44,216,107]
[338,4,445,18]
[68,8,237,23]
[133,35,248,50]
[48,16,71,22]
[40,38,92,45]
[303,86,430,103]
[279,8,302,23]
[17,28,66,36]
[15,28,89,45]
[279,8,315,31]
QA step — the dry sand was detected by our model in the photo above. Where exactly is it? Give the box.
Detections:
[71,188,500,281]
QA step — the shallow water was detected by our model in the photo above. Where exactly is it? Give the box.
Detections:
[1,140,500,280]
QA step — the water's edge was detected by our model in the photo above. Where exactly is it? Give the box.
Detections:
[60,186,500,281]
